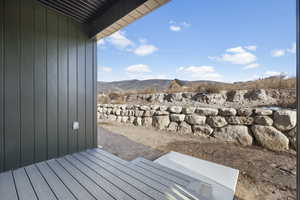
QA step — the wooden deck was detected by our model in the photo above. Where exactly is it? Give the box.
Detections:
[0,148,209,200]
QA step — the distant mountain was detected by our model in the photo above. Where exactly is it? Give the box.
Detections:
[97,79,224,94]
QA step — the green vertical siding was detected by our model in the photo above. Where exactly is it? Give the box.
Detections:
[0,0,97,172]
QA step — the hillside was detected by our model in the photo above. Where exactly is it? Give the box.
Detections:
[97,79,223,94]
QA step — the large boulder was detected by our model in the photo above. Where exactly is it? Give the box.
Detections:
[142,117,153,127]
[178,122,192,134]
[143,110,155,117]
[182,107,196,114]
[133,117,142,126]
[153,116,170,130]
[164,93,183,102]
[251,125,289,151]
[129,116,135,123]
[245,89,268,101]
[140,105,150,111]
[170,114,186,122]
[254,116,273,126]
[121,116,128,123]
[167,122,179,132]
[159,106,168,111]
[227,90,247,102]
[168,106,183,114]
[254,108,273,116]
[108,115,117,121]
[154,111,169,116]
[193,125,213,136]
[207,116,228,128]
[287,128,296,150]
[185,114,206,125]
[219,108,237,116]
[192,93,227,104]
[214,125,253,146]
[273,110,296,131]
[226,116,254,125]
[195,107,218,116]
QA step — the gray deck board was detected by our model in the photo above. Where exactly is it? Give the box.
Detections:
[73,152,154,200]
[81,151,166,200]
[131,158,189,186]
[93,149,180,188]
[56,157,115,200]
[64,155,135,200]
[0,171,19,200]
[132,157,197,183]
[46,159,96,200]
[88,149,172,190]
[36,162,76,200]
[0,148,200,200]
[25,165,57,200]
[13,168,38,200]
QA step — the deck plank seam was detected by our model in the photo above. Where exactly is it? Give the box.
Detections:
[64,156,130,200]
[130,161,187,186]
[11,170,21,200]
[44,161,78,200]
[33,164,59,200]
[54,159,98,200]
[85,151,169,194]
[138,159,194,182]
[79,152,160,200]
[59,157,118,200]
[24,167,40,200]
[76,152,154,199]
[92,150,175,188]
[70,154,138,200]
[136,159,194,183]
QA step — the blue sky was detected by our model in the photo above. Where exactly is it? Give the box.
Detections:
[97,0,296,83]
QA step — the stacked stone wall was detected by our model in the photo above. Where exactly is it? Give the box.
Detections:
[98,104,296,151]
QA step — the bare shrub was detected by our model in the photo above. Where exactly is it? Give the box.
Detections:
[195,84,223,94]
[108,92,125,104]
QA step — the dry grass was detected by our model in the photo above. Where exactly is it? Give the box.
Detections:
[98,76,296,104]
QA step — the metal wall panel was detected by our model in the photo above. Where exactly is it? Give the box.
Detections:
[0,0,97,172]
[20,0,35,166]
[34,4,48,163]
[4,0,21,170]
[0,0,4,171]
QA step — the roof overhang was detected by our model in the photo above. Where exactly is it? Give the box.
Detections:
[37,0,171,39]
[92,0,170,40]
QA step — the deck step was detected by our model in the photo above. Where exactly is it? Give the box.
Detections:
[0,148,216,200]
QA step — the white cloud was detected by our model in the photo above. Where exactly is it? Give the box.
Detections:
[271,49,285,57]
[264,71,284,77]
[243,63,260,70]
[245,45,257,51]
[97,39,105,45]
[177,66,222,80]
[271,43,296,57]
[126,64,151,74]
[287,43,296,54]
[181,22,191,28]
[226,46,246,53]
[133,44,158,56]
[99,66,112,73]
[169,21,191,32]
[170,25,181,32]
[107,31,134,49]
[211,46,257,65]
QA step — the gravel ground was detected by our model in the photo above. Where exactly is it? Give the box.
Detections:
[98,122,296,200]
